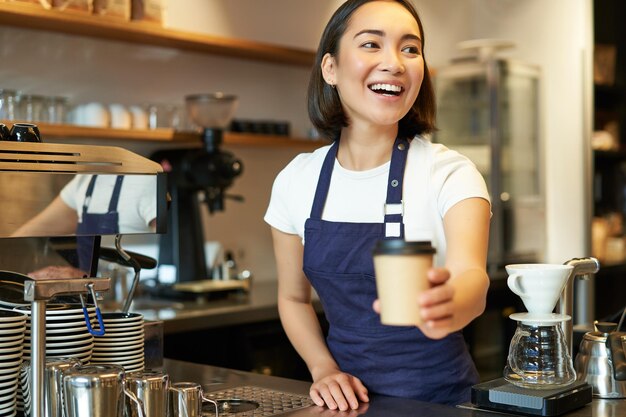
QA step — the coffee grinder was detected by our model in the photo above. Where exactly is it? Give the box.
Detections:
[470,259,598,416]
[151,93,243,284]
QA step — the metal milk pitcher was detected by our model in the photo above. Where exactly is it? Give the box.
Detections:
[126,370,169,417]
[20,357,82,417]
[574,322,626,398]
[62,364,145,417]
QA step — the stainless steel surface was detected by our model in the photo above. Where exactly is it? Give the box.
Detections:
[32,300,46,417]
[115,235,141,314]
[24,278,110,301]
[0,141,166,237]
[20,357,82,417]
[143,320,164,369]
[560,257,600,355]
[202,386,313,417]
[581,45,595,342]
[163,358,626,417]
[133,281,323,335]
[126,370,169,417]
[575,331,626,398]
[169,382,218,417]
[62,364,143,417]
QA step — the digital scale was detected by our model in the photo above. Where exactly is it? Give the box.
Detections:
[470,378,592,416]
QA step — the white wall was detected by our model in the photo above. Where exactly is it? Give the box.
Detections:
[464,0,594,263]
[0,0,593,281]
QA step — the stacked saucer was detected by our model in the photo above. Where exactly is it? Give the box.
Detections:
[91,313,144,373]
[15,304,96,415]
[0,310,27,417]
[18,304,96,364]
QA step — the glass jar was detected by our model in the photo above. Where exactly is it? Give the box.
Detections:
[0,89,18,121]
[504,321,576,389]
[43,96,69,124]
[17,94,45,122]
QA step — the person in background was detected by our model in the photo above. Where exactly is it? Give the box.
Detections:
[12,174,157,277]
[264,0,491,410]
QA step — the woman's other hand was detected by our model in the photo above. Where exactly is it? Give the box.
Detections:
[310,366,369,411]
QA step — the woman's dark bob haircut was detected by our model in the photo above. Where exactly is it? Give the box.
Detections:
[307,0,436,141]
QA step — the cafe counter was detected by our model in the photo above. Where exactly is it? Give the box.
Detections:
[164,358,626,417]
[134,280,321,335]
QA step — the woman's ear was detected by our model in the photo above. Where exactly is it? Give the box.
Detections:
[321,53,336,86]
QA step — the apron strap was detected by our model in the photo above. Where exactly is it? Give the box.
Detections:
[82,175,98,216]
[384,137,410,239]
[309,137,410,239]
[82,175,125,215]
[107,176,125,212]
[309,141,339,220]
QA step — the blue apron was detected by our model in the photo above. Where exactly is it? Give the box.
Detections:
[76,175,124,272]
[303,138,478,405]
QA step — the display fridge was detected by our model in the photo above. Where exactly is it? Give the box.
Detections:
[434,54,544,274]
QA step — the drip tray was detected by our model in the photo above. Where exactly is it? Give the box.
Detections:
[202,386,314,416]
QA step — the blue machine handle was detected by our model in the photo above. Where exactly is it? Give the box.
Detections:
[80,282,106,336]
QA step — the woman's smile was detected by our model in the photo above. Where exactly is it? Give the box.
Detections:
[322,1,425,129]
[368,83,403,96]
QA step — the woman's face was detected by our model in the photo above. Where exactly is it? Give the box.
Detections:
[322,1,424,132]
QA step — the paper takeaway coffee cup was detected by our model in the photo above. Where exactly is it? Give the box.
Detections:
[373,239,436,326]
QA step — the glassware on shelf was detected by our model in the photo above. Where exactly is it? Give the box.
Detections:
[0,89,18,121]
[43,96,69,124]
[17,94,45,123]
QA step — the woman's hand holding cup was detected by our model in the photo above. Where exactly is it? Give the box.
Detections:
[372,260,457,339]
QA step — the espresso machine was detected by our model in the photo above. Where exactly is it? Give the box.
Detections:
[150,94,246,293]
[470,258,598,416]
[0,128,167,417]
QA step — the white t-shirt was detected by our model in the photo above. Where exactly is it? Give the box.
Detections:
[264,137,490,267]
[60,174,157,234]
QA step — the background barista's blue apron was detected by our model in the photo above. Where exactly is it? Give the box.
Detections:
[302,138,478,406]
[77,175,124,272]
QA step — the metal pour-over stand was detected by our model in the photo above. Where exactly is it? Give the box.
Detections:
[470,258,599,416]
[25,277,110,417]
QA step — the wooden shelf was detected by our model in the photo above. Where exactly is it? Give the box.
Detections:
[35,123,327,149]
[0,3,315,67]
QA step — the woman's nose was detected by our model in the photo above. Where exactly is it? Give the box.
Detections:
[381,50,405,74]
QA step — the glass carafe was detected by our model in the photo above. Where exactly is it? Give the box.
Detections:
[504,320,576,389]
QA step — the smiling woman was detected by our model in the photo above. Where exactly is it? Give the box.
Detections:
[308,0,435,144]
[265,0,491,411]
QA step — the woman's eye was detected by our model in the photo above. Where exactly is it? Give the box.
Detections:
[402,45,421,55]
[361,41,380,49]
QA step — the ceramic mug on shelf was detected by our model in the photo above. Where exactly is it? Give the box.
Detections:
[128,105,149,130]
[70,102,110,128]
[109,104,132,130]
